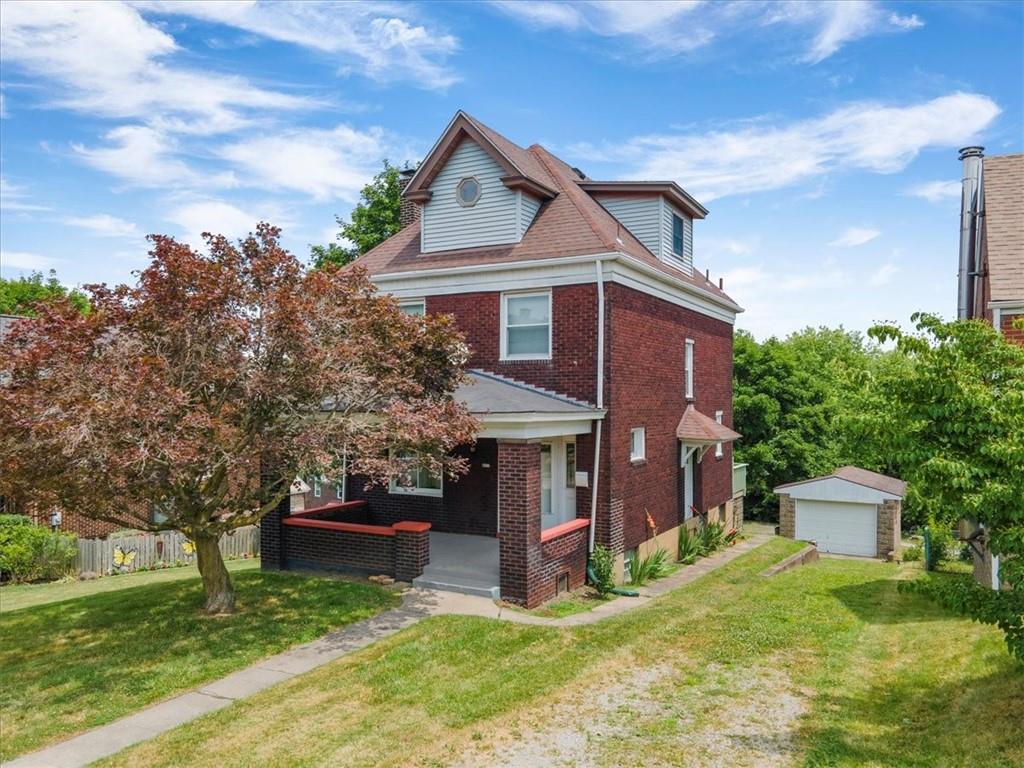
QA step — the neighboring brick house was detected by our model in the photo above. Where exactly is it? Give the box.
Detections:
[262,111,744,607]
[955,148,1023,590]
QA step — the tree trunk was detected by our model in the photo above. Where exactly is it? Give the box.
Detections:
[195,534,235,614]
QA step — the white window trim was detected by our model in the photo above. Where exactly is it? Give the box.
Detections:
[500,289,552,361]
[313,476,322,498]
[630,427,646,463]
[685,339,695,400]
[715,410,724,458]
[388,452,443,498]
[456,176,481,207]
[398,298,426,316]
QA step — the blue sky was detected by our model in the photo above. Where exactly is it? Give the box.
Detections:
[1,0,1021,339]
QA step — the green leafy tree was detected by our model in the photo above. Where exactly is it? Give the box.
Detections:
[0,271,89,315]
[851,314,1023,659]
[732,327,877,518]
[312,161,404,269]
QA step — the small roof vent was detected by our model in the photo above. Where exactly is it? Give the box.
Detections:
[571,166,587,180]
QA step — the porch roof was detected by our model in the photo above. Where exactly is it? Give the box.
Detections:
[676,404,741,445]
[457,369,604,439]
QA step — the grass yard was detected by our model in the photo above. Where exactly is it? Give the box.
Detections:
[0,567,399,761]
[0,558,260,613]
[99,538,1024,768]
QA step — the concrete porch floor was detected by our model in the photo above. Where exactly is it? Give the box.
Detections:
[412,532,500,599]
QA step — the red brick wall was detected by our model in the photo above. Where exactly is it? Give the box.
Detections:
[426,283,599,403]
[347,440,498,536]
[605,283,734,550]
[497,441,543,606]
[538,526,589,604]
[1000,312,1024,346]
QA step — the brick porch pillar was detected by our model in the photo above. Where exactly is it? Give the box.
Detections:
[394,521,431,581]
[778,493,795,538]
[260,467,289,571]
[498,441,542,607]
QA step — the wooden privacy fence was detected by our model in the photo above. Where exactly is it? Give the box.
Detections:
[76,525,260,575]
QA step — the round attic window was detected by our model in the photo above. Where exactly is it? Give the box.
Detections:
[456,177,481,207]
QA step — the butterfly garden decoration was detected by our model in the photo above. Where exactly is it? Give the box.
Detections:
[112,545,137,572]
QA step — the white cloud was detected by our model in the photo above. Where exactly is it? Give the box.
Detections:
[0,250,57,271]
[906,180,961,203]
[219,125,392,202]
[0,1,311,135]
[491,0,712,55]
[166,200,290,249]
[576,92,1000,201]
[870,262,899,286]
[65,214,139,238]
[494,0,922,62]
[0,177,50,212]
[830,226,881,247]
[138,1,460,90]
[71,126,237,188]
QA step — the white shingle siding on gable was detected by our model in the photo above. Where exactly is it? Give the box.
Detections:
[421,139,518,253]
[661,199,693,275]
[519,192,541,238]
[597,196,661,254]
[597,195,693,275]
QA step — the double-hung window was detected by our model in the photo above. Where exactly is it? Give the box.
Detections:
[389,451,442,497]
[685,339,695,399]
[501,290,551,360]
[312,476,322,498]
[715,410,724,458]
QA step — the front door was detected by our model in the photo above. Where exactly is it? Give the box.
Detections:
[541,438,576,529]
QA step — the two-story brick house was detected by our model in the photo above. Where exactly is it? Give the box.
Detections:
[261,112,743,608]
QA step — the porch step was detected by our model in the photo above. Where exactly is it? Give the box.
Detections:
[413,574,501,600]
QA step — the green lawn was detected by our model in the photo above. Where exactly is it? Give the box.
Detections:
[98,539,1024,768]
[0,567,399,761]
[0,558,260,613]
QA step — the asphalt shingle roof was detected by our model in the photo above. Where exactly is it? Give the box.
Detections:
[984,154,1024,302]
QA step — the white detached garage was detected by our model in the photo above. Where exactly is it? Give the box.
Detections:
[775,467,906,559]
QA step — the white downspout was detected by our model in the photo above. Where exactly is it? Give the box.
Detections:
[589,260,605,553]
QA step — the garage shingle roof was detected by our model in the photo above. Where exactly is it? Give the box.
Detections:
[984,154,1024,302]
[776,466,906,497]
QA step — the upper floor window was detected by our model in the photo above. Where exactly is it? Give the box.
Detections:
[672,214,684,257]
[399,299,425,316]
[456,177,481,207]
[312,476,322,498]
[685,339,695,399]
[630,427,646,462]
[501,290,551,360]
[715,410,724,458]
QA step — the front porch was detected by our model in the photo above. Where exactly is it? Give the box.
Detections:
[262,370,605,608]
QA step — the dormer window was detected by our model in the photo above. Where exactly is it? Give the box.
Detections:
[456,177,481,207]
[672,214,684,257]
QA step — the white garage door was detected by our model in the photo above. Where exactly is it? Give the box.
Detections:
[795,500,876,556]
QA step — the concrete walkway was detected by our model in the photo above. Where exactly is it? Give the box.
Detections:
[5,533,771,768]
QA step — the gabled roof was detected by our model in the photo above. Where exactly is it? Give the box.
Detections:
[456,369,602,416]
[983,154,1024,303]
[676,405,741,444]
[402,111,558,202]
[775,466,907,498]
[350,113,740,313]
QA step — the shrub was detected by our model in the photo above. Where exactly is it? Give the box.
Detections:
[697,522,726,556]
[0,518,77,582]
[924,523,955,571]
[589,544,616,595]
[628,547,671,585]
[903,543,923,562]
[678,525,699,564]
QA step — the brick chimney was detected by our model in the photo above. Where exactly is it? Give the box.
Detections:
[398,168,419,229]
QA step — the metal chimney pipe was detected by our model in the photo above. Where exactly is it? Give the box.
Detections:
[957,146,984,319]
